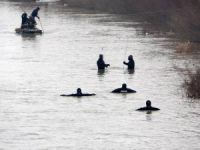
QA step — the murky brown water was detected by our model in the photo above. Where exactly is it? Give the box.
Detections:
[0,0,200,149]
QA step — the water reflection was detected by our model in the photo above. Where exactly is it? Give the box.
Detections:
[97,69,105,75]
[145,112,152,121]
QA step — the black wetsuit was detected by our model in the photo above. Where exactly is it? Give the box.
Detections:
[97,59,109,70]
[137,107,160,111]
[112,88,136,93]
[29,8,39,26]
[60,93,96,97]
[21,13,29,29]
[124,60,135,70]
[31,8,39,19]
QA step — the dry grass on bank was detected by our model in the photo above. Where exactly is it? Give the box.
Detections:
[184,69,200,99]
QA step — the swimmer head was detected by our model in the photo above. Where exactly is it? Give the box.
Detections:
[146,100,151,107]
[77,88,82,95]
[122,83,127,89]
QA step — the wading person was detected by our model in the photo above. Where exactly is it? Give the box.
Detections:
[97,54,110,70]
[123,55,135,70]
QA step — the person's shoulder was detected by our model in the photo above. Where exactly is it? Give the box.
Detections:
[60,94,76,96]
[150,107,160,110]
[112,88,121,93]
[127,88,136,93]
[136,107,146,111]
[136,107,160,111]
[83,93,96,96]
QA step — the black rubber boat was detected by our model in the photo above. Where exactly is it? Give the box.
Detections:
[15,28,42,34]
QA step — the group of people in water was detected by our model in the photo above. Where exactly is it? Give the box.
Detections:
[20,7,159,111]
[97,54,135,70]
[21,7,40,29]
[61,54,159,111]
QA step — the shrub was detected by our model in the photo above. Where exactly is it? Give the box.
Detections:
[184,68,200,99]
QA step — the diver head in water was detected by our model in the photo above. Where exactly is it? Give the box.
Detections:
[77,88,82,95]
[146,100,151,108]
[122,83,127,89]
[137,100,160,111]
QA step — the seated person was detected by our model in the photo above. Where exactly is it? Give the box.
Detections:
[112,83,136,93]
[123,55,135,70]
[97,54,110,70]
[21,12,29,29]
[137,100,160,111]
[60,88,96,97]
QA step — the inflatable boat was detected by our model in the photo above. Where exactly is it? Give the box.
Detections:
[15,28,42,34]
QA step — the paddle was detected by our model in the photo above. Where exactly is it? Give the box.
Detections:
[38,17,44,32]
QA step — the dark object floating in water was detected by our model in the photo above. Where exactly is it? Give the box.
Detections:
[15,28,42,34]
[112,83,136,93]
[60,88,96,97]
[137,100,160,111]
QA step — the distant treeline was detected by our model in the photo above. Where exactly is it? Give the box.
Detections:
[63,0,200,41]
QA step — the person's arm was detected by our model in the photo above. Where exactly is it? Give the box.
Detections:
[60,94,75,96]
[127,88,136,93]
[123,61,128,65]
[105,64,110,67]
[136,107,146,111]
[82,93,96,96]
[151,107,160,110]
[112,88,121,93]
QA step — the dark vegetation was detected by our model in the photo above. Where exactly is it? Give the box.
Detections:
[184,68,200,99]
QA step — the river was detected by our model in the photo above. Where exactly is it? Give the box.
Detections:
[0,0,200,149]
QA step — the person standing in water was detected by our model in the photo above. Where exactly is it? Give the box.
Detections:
[97,54,110,70]
[123,55,135,70]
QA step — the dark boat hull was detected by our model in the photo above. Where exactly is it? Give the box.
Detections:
[15,28,42,34]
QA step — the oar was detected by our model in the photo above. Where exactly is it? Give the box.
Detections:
[38,18,44,32]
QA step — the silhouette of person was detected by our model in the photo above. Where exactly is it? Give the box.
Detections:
[97,54,110,70]
[21,12,29,29]
[137,100,160,111]
[60,88,96,97]
[123,55,135,70]
[29,7,40,27]
[112,83,136,93]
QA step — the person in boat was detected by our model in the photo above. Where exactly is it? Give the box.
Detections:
[21,12,29,29]
[60,88,96,97]
[137,100,160,111]
[97,54,110,70]
[29,7,40,28]
[123,55,135,70]
[112,83,136,93]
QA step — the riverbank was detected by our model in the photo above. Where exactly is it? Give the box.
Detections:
[62,0,200,42]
